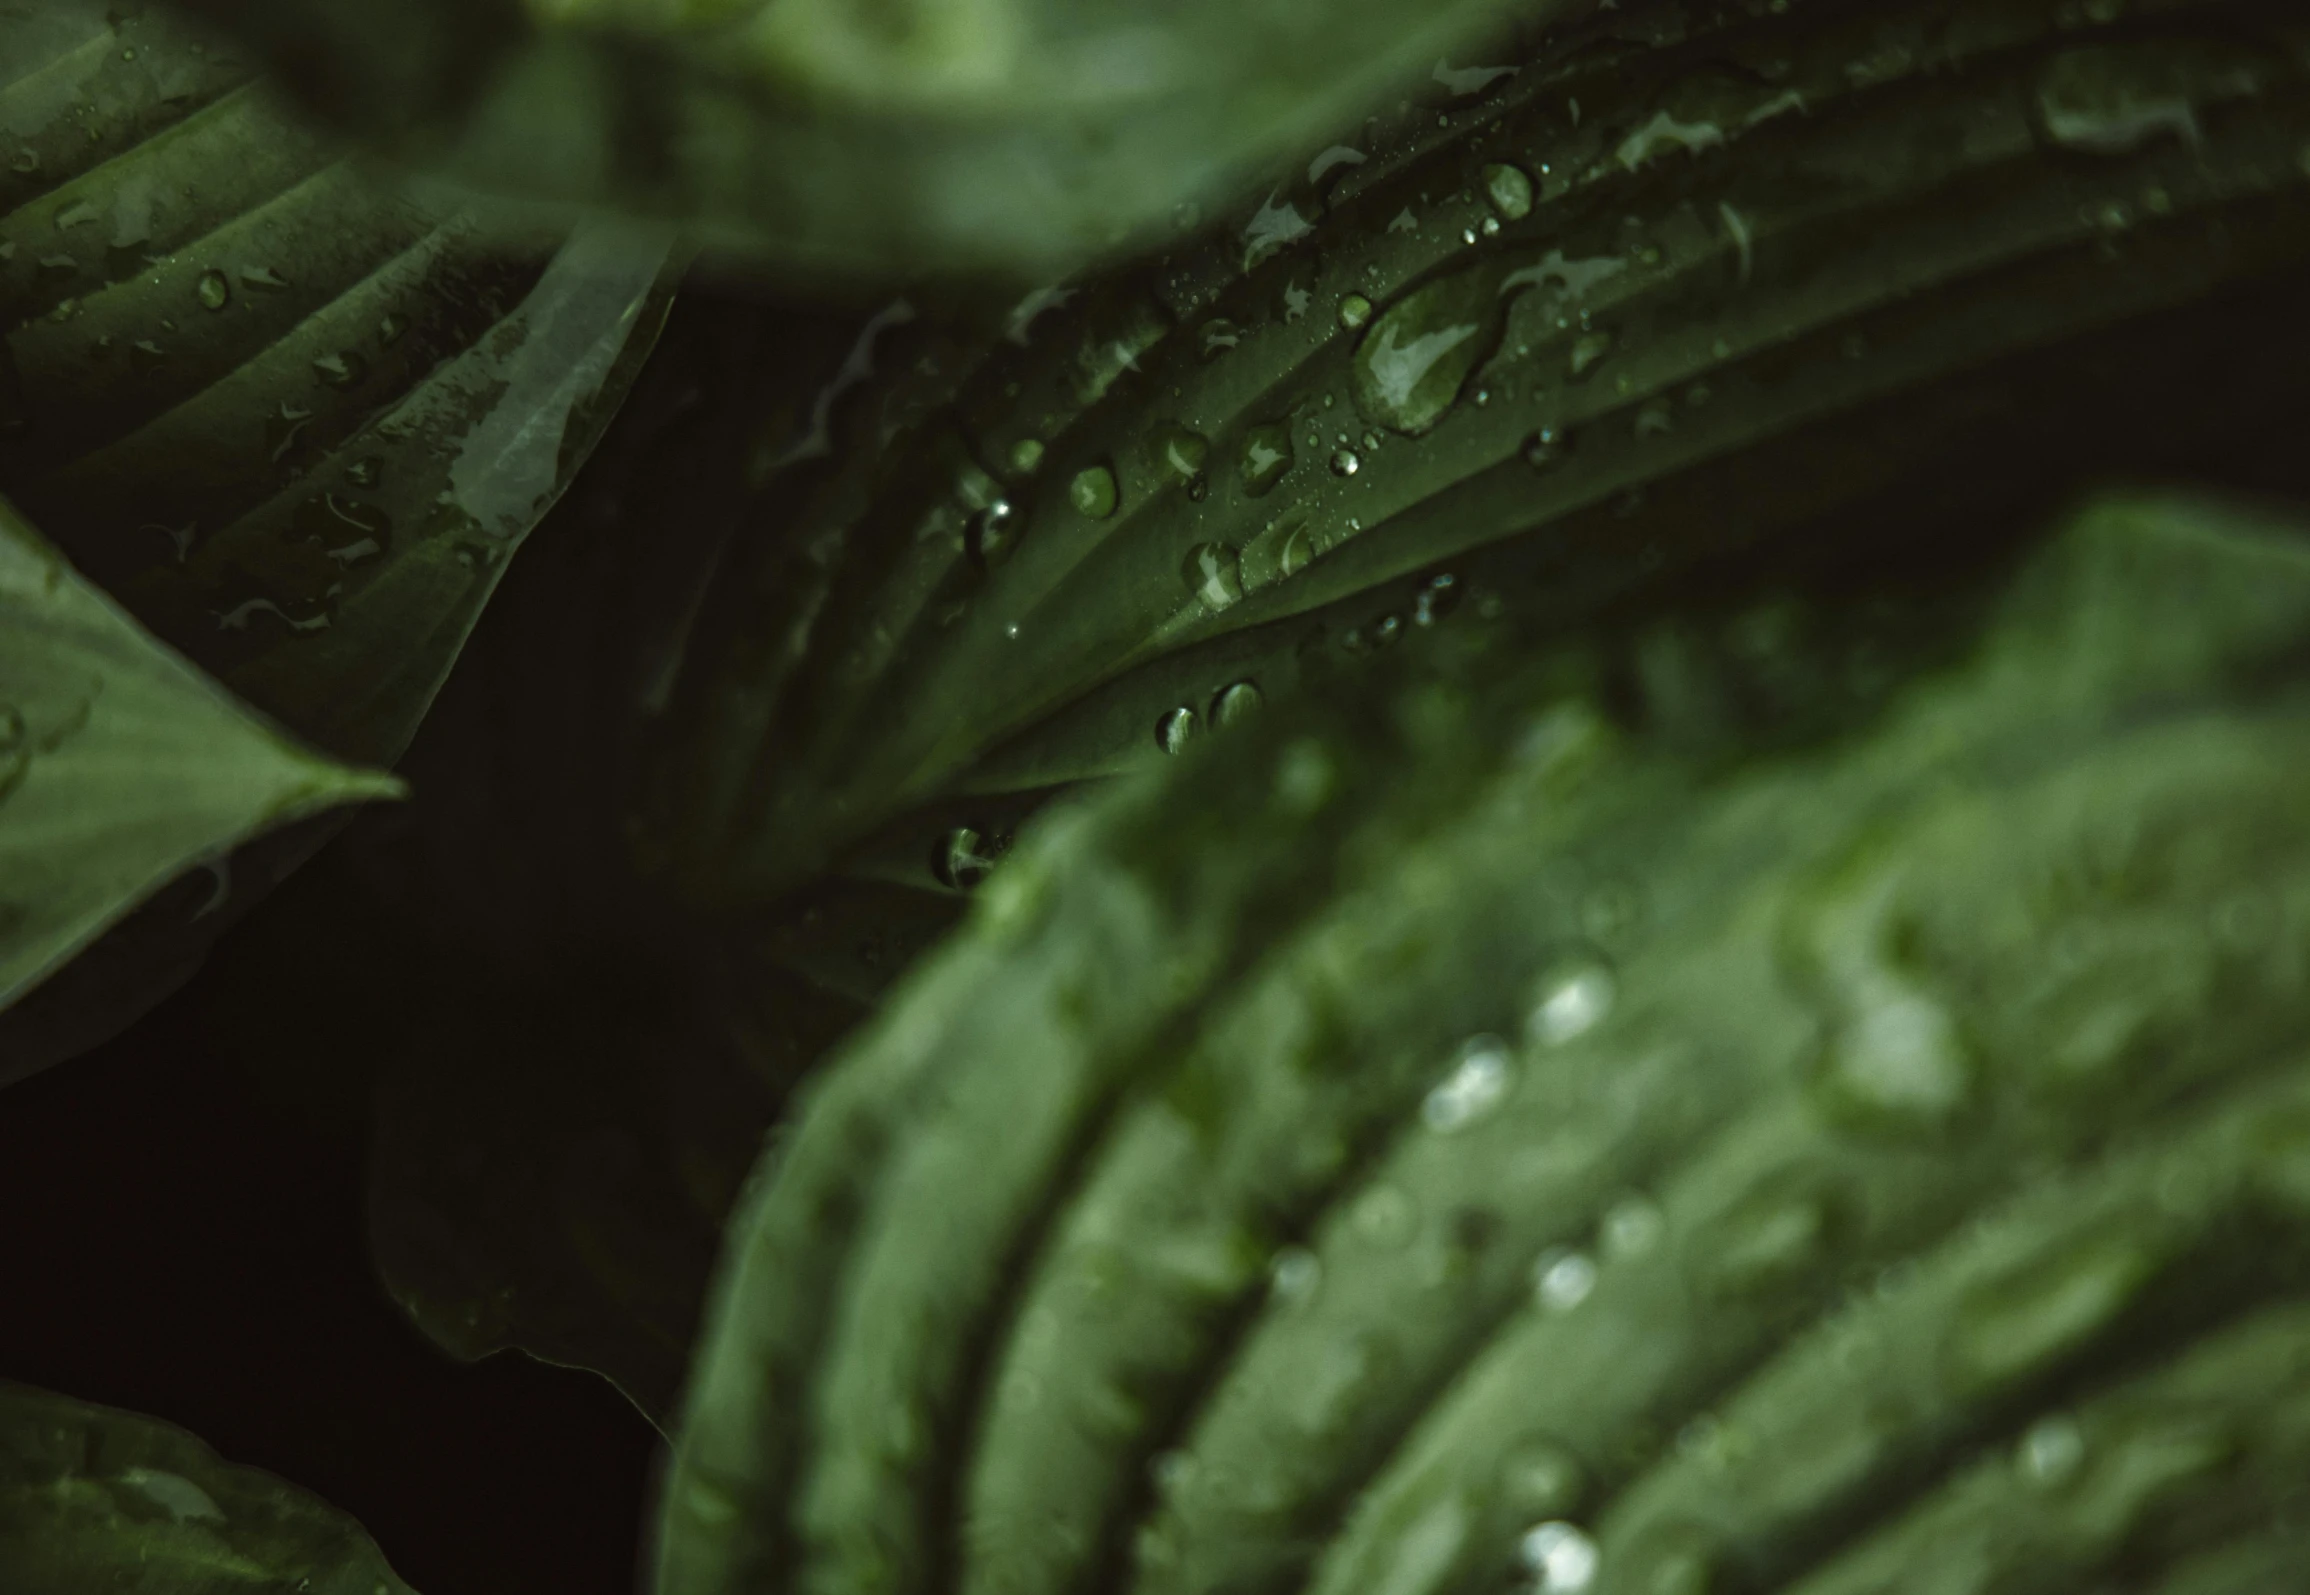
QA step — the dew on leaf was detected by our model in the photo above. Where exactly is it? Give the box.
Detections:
[1183,542,1245,610]
[1534,1248,1598,1313]
[1528,959,1616,1046]
[1484,163,1535,221]
[194,269,229,310]
[1240,423,1294,496]
[1422,1035,1514,1132]
[1519,1520,1599,1593]
[1352,269,1502,435]
[1211,680,1263,727]
[1156,707,1201,756]
[1070,464,1119,519]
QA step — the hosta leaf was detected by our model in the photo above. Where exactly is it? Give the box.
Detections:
[0,1380,419,1593]
[156,0,1539,282]
[0,496,399,1013]
[0,0,673,1078]
[657,491,2310,1595]
[634,0,2310,956]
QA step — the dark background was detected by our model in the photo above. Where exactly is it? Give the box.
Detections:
[0,905,661,1595]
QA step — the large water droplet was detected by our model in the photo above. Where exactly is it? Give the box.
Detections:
[1070,464,1119,519]
[1518,1521,1599,1593]
[1156,708,1201,756]
[1534,1248,1598,1313]
[1210,680,1263,727]
[1528,959,1616,1046]
[1422,1035,1514,1132]
[1484,163,1536,222]
[1351,269,1504,436]
[933,826,1000,890]
[1182,542,1244,611]
[1239,423,1294,497]
[1155,423,1211,485]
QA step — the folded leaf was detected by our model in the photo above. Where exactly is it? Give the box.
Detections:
[0,1379,420,1593]
[657,491,2310,1595]
[0,496,399,1013]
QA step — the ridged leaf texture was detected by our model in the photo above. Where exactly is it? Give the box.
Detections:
[0,495,400,1013]
[658,490,2310,1595]
[0,0,672,1077]
[0,1380,420,1593]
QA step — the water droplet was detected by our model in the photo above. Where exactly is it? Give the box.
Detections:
[313,350,368,389]
[1634,400,1675,439]
[238,264,289,292]
[1352,268,1504,435]
[195,269,229,311]
[1240,423,1295,497]
[1500,1440,1587,1519]
[121,1468,223,1523]
[1270,1247,1321,1303]
[1338,293,1374,331]
[1568,329,1616,380]
[1008,438,1046,475]
[1534,1248,1598,1312]
[345,456,384,489]
[1352,1184,1416,1249]
[1156,708,1201,756]
[969,498,1020,565]
[1600,1196,1665,1261]
[1518,1521,1599,1593]
[1814,990,1975,1133]
[1210,680,1263,727]
[377,312,406,345]
[1155,423,1211,484]
[1182,542,1244,611]
[1070,464,1118,519]
[1422,1035,1514,1132]
[2017,1414,2086,1487]
[1329,447,1361,477]
[1484,163,1535,221]
[1528,959,1616,1046]
[933,827,1000,890]
[1414,574,1460,628]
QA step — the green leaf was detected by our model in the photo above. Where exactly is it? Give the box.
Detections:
[0,1380,419,1594]
[0,1,673,1078]
[0,495,400,1013]
[154,0,1542,281]
[656,490,2310,1595]
[630,0,2310,954]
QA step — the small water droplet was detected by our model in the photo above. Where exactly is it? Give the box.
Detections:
[1501,1441,1587,1518]
[1524,427,1570,470]
[970,498,1020,565]
[345,456,383,489]
[1182,542,1244,610]
[1534,1248,1598,1312]
[313,350,368,389]
[1239,423,1295,496]
[1009,437,1046,475]
[1519,1521,1599,1593]
[195,269,229,311]
[1156,707,1201,756]
[1270,1247,1321,1303]
[2017,1414,2086,1487]
[1070,464,1119,519]
[1422,1035,1514,1132]
[1634,400,1675,439]
[1600,1195,1665,1261]
[238,264,289,292]
[377,312,406,345]
[1353,1185,1417,1248]
[1414,574,1460,627]
[1568,329,1616,380]
[1210,680,1264,727]
[1155,422,1211,485]
[1329,447,1361,478]
[1338,293,1374,332]
[1484,163,1535,221]
[1528,959,1616,1046]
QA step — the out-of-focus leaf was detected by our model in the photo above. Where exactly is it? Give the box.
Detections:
[155,0,1542,282]
[0,0,674,1081]
[0,496,399,1015]
[631,0,2310,982]
[0,1380,420,1593]
[657,492,2310,1595]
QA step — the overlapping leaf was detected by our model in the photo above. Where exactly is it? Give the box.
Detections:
[659,494,2310,1595]
[0,496,399,1013]
[0,0,673,1076]
[0,1380,420,1593]
[154,0,1544,282]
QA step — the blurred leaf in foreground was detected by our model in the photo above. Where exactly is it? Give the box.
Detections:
[155,0,1542,281]
[657,489,2310,1595]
